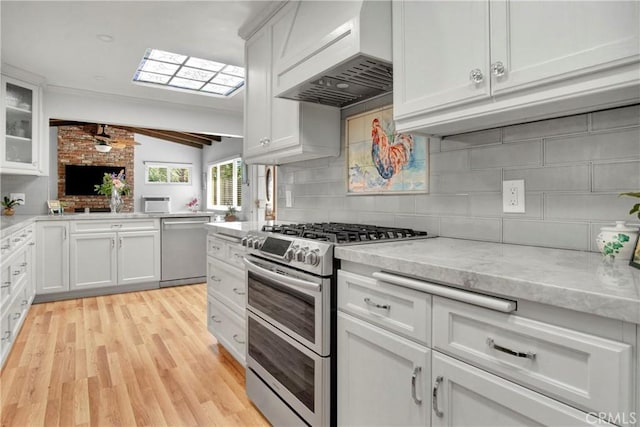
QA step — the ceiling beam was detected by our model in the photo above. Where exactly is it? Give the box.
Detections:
[119,127,204,149]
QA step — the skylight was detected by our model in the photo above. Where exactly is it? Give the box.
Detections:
[133,49,245,97]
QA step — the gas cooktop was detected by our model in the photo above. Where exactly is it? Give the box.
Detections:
[261,222,429,244]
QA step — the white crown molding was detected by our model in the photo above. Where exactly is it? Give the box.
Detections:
[238,1,288,40]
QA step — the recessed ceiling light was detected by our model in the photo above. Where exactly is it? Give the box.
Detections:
[132,48,244,97]
[97,34,114,42]
[336,83,350,89]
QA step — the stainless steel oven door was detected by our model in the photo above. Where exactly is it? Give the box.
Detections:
[247,311,330,427]
[244,255,330,356]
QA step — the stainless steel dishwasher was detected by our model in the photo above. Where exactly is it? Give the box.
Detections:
[160,216,210,287]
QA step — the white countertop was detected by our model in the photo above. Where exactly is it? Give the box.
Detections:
[0,212,214,237]
[205,220,280,238]
[335,237,640,324]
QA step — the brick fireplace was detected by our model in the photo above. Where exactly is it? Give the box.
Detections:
[57,125,135,212]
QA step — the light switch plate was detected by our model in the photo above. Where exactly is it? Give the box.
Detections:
[10,193,25,205]
[502,180,525,213]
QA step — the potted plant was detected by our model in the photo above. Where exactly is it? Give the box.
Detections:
[224,206,237,222]
[621,192,640,220]
[2,196,23,216]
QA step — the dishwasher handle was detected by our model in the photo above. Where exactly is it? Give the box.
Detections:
[163,220,210,228]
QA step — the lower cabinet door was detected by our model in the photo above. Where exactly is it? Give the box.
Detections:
[207,295,246,366]
[70,233,118,290]
[431,351,615,426]
[337,312,431,427]
[118,231,160,285]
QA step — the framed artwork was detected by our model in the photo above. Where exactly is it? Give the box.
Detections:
[346,105,429,195]
[630,234,640,269]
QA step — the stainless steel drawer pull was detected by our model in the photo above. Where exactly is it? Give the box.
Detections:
[411,366,422,404]
[1,283,10,288]
[210,275,221,282]
[1,245,10,250]
[210,315,221,323]
[20,263,27,267]
[364,297,390,310]
[232,287,245,296]
[432,375,444,417]
[22,299,28,306]
[232,334,245,344]
[29,242,35,246]
[12,271,20,276]
[486,337,536,360]
[1,331,10,341]
[13,313,21,320]
[211,245,221,251]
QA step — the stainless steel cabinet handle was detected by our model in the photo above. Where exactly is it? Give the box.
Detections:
[232,334,245,344]
[210,276,221,282]
[63,227,67,240]
[13,312,21,320]
[13,238,21,243]
[432,375,444,417]
[1,331,10,341]
[411,366,422,404]
[20,262,27,267]
[28,242,35,246]
[232,287,245,295]
[21,299,28,306]
[486,337,536,360]
[491,61,506,77]
[211,245,221,251]
[469,68,484,84]
[364,297,390,310]
[1,283,10,288]
[119,238,123,249]
[1,245,9,250]
[210,315,221,323]
[12,271,20,276]
[111,238,115,249]
[20,234,27,238]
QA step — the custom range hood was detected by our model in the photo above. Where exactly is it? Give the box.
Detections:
[272,0,392,108]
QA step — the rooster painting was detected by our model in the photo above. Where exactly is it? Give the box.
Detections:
[371,118,414,180]
[347,107,428,194]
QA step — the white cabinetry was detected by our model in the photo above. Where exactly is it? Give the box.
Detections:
[243,8,340,165]
[337,266,637,426]
[206,231,247,365]
[338,312,431,427]
[1,74,46,175]
[36,221,69,294]
[393,0,640,135]
[1,222,36,369]
[70,219,160,290]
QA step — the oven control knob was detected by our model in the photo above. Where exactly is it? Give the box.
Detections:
[295,246,309,262]
[253,238,265,250]
[304,249,320,266]
[244,237,254,248]
[284,245,298,261]
[241,237,248,247]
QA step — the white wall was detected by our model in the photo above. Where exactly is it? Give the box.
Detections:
[134,134,203,213]
[44,86,243,136]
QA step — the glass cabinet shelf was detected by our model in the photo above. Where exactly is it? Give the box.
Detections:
[2,76,39,171]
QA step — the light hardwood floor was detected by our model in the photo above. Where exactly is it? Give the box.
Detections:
[0,284,270,427]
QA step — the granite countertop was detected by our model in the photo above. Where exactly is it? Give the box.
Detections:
[0,211,215,237]
[335,237,640,324]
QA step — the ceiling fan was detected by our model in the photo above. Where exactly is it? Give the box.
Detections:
[95,124,140,151]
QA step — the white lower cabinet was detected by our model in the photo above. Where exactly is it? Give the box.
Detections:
[69,220,160,291]
[431,352,614,426]
[207,292,246,365]
[338,311,431,427]
[36,221,69,294]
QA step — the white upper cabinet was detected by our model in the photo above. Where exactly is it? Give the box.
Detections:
[242,4,340,165]
[393,0,640,135]
[1,75,47,175]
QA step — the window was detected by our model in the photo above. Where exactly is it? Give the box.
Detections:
[145,163,192,184]
[132,49,245,97]
[208,157,242,210]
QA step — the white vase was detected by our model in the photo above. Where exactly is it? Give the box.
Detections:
[596,221,639,260]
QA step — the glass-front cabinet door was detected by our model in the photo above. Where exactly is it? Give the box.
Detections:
[1,75,40,173]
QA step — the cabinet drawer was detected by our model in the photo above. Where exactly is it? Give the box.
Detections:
[207,295,246,366]
[207,256,245,316]
[227,243,246,269]
[71,219,158,233]
[338,270,431,346]
[207,235,228,260]
[0,235,11,257]
[0,308,11,366]
[432,296,633,416]
[1,249,28,311]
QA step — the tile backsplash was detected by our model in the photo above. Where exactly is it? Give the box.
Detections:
[277,97,640,252]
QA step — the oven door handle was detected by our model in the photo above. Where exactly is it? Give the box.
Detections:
[243,257,321,293]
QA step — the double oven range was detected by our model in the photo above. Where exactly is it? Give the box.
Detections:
[242,223,429,426]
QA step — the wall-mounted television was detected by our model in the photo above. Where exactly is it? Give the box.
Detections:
[65,165,126,196]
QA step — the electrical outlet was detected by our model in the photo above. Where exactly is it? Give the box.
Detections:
[285,191,293,208]
[10,193,25,205]
[502,180,525,213]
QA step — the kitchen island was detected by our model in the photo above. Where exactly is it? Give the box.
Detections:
[335,237,640,426]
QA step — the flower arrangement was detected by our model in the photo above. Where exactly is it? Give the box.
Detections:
[186,197,199,212]
[94,170,131,196]
[2,196,23,216]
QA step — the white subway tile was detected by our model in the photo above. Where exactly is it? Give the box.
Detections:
[545,128,640,164]
[503,164,589,191]
[503,114,587,142]
[441,128,501,151]
[415,194,469,216]
[592,161,640,191]
[374,195,416,213]
[503,220,589,250]
[357,212,396,227]
[545,193,639,221]
[471,141,542,169]
[430,150,470,174]
[440,217,502,242]
[430,170,502,193]
[394,215,440,235]
[591,105,640,130]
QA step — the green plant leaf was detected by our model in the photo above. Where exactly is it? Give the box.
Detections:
[620,192,640,198]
